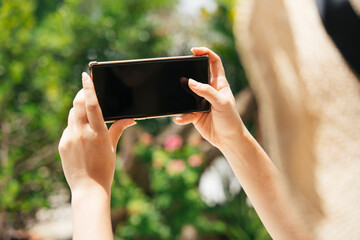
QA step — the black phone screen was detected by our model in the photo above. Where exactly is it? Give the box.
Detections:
[90,56,210,121]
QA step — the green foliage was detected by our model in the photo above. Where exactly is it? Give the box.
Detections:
[111,169,171,240]
[0,0,60,230]
[112,133,270,239]
[1,0,270,239]
[112,134,213,239]
[206,0,249,95]
[0,0,176,233]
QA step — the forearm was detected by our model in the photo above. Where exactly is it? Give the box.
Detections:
[71,185,113,240]
[175,47,312,239]
[219,129,312,240]
[59,73,136,240]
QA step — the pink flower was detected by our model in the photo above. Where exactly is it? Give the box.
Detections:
[166,159,186,175]
[164,134,183,151]
[188,154,203,167]
[140,132,153,146]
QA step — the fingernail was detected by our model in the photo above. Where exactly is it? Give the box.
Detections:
[189,78,199,88]
[191,47,198,53]
[124,120,137,129]
[129,121,137,127]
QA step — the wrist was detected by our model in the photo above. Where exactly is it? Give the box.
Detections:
[217,125,258,164]
[71,181,111,205]
[69,176,112,195]
[216,115,250,151]
[70,181,113,240]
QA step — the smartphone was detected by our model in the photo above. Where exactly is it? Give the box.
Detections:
[89,55,210,121]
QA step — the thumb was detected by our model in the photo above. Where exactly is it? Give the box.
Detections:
[188,78,222,107]
[109,119,136,149]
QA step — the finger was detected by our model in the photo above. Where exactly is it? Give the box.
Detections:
[58,127,69,155]
[191,47,229,91]
[67,108,77,127]
[72,89,87,125]
[173,113,197,125]
[82,72,106,131]
[108,119,137,149]
[191,47,226,81]
[188,78,223,107]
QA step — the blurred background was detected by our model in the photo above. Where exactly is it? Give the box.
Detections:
[0,0,270,239]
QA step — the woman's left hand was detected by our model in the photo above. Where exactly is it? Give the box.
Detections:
[59,72,135,195]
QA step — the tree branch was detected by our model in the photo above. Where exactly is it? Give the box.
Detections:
[14,141,59,176]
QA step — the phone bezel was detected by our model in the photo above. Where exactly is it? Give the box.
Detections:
[88,55,211,122]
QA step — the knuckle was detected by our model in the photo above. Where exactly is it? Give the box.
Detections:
[67,108,75,123]
[86,101,98,111]
[95,131,108,141]
[73,97,84,107]
[58,140,64,152]
[69,107,75,116]
[210,52,221,64]
[225,98,233,106]
[58,137,70,153]
[202,84,212,93]
[73,90,85,106]
[213,54,221,62]
[58,128,81,152]
[84,129,106,141]
[82,81,93,90]
[77,132,87,142]
[217,97,233,108]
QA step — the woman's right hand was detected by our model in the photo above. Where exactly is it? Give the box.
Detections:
[173,47,246,149]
